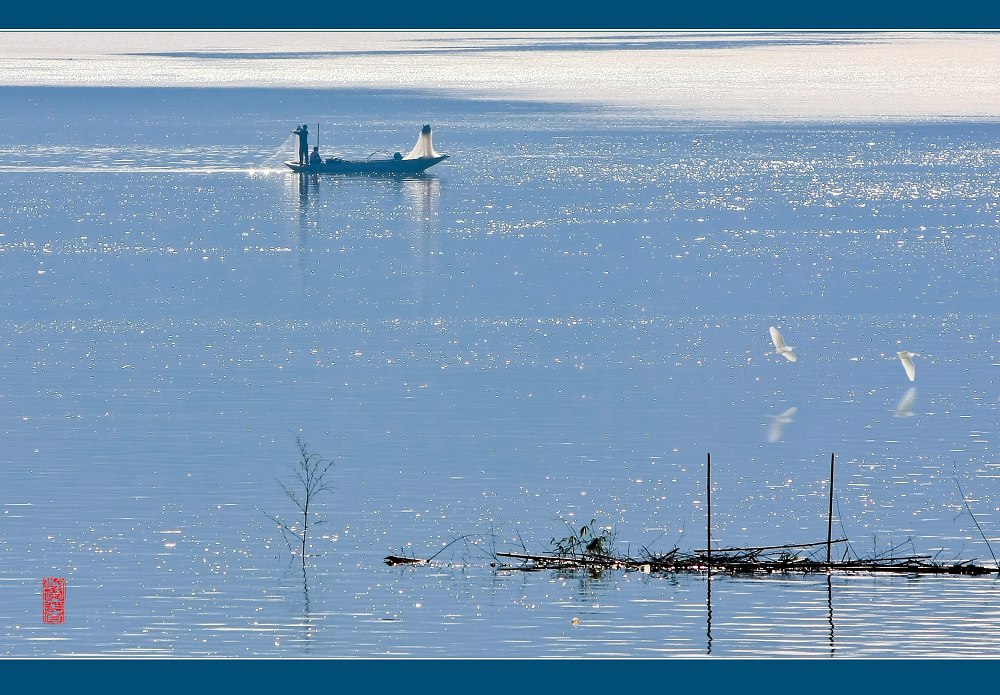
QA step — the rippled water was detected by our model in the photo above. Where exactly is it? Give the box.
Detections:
[2,32,1000,658]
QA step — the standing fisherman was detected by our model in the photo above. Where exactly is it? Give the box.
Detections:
[292,124,309,165]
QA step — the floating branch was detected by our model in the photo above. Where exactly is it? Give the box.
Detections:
[384,534,482,567]
[694,539,849,554]
[384,555,427,566]
[490,547,998,576]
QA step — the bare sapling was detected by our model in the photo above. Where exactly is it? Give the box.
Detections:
[264,434,336,568]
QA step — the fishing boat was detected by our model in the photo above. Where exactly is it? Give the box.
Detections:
[285,124,448,175]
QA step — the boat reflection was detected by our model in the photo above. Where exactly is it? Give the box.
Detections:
[280,172,443,304]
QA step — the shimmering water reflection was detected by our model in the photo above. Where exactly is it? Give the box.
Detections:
[13,567,1000,658]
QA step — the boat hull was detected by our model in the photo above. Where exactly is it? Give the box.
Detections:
[285,155,448,175]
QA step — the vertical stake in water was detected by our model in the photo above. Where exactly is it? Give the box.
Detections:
[827,452,835,567]
[706,452,712,574]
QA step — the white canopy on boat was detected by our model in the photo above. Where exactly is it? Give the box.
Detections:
[404,124,442,160]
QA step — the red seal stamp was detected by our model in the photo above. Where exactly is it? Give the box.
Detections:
[42,577,66,625]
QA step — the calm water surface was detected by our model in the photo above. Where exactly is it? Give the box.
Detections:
[1,32,1000,658]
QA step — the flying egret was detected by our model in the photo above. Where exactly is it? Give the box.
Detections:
[894,387,917,418]
[767,406,798,442]
[897,350,919,382]
[769,326,796,362]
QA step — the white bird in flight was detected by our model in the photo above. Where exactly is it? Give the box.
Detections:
[769,326,796,362]
[897,350,919,382]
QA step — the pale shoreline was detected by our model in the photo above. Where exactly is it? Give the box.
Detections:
[1,31,998,122]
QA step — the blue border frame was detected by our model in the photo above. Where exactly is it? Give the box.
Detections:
[3,657,997,687]
[3,1,1000,29]
[2,0,998,686]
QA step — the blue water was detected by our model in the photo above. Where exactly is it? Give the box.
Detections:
[2,32,1000,658]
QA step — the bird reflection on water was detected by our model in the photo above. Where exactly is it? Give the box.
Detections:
[767,406,798,443]
[894,387,917,418]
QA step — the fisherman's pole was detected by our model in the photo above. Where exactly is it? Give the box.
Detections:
[707,452,712,573]
[827,452,835,566]
[317,123,320,151]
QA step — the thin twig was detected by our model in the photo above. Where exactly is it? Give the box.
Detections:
[954,464,999,567]
[695,539,847,554]
[426,534,481,563]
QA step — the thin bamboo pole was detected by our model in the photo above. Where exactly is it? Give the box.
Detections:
[707,452,712,573]
[827,452,835,566]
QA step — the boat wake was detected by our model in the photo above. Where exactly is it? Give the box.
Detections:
[0,141,297,175]
[0,165,276,174]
